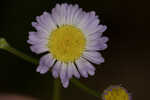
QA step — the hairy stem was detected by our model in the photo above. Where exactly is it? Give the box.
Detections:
[5,46,38,64]
[71,79,100,98]
[53,79,61,100]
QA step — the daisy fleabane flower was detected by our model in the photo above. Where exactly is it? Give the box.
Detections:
[27,3,109,88]
[102,85,132,100]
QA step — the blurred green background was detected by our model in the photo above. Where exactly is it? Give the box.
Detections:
[0,0,149,100]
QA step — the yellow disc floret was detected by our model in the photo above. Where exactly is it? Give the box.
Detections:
[102,85,131,100]
[48,25,86,63]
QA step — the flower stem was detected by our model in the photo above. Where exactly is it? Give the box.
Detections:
[0,38,101,99]
[5,46,38,64]
[71,79,100,98]
[52,79,61,100]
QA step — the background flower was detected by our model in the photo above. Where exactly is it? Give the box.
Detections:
[102,85,131,100]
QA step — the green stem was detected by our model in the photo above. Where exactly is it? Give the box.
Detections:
[53,79,61,100]
[0,38,100,98]
[71,79,100,98]
[4,46,38,64]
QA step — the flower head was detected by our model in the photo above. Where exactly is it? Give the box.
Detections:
[102,85,132,100]
[28,3,108,88]
[0,38,9,49]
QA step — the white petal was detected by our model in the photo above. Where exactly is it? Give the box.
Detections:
[45,13,57,31]
[32,22,48,33]
[36,16,50,32]
[77,11,100,35]
[62,79,69,88]
[72,8,84,26]
[27,39,47,45]
[27,32,48,45]
[78,13,90,29]
[39,53,56,67]
[29,31,47,39]
[51,4,61,26]
[36,65,42,72]
[52,4,69,26]
[86,25,107,35]
[52,61,61,78]
[101,36,109,43]
[79,58,96,76]
[61,3,68,25]
[87,34,109,43]
[36,53,55,74]
[60,63,68,82]
[83,19,100,35]
[86,43,108,51]
[82,51,104,64]
[60,63,70,88]
[75,58,89,78]
[58,4,66,25]
[37,65,49,74]
[36,12,57,32]
[30,44,48,54]
[69,4,79,25]
[86,32,102,41]
[68,63,80,79]
[75,12,86,27]
[99,25,107,33]
[86,38,108,51]
[88,69,95,76]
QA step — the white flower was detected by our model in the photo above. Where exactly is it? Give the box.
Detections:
[28,3,108,88]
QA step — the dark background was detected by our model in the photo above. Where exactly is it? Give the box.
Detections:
[0,0,149,100]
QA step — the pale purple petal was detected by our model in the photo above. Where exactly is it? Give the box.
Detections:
[78,13,90,29]
[88,69,95,76]
[52,61,61,78]
[86,43,108,51]
[36,16,50,32]
[51,4,61,26]
[36,53,55,74]
[36,65,49,74]
[36,65,42,72]
[80,58,96,76]
[75,58,88,78]
[98,25,107,33]
[27,31,48,45]
[82,51,104,64]
[78,11,100,35]
[86,25,107,35]
[101,36,109,43]
[60,3,68,25]
[69,4,79,25]
[85,25,107,35]
[86,31,102,41]
[83,19,100,34]
[86,38,108,51]
[58,62,70,88]
[68,63,80,79]
[36,12,57,32]
[72,8,84,26]
[60,63,69,87]
[32,22,48,33]
[39,53,56,67]
[62,79,69,88]
[75,57,96,77]
[30,44,48,54]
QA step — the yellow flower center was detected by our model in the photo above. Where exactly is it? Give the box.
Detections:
[48,25,86,63]
[103,86,130,100]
